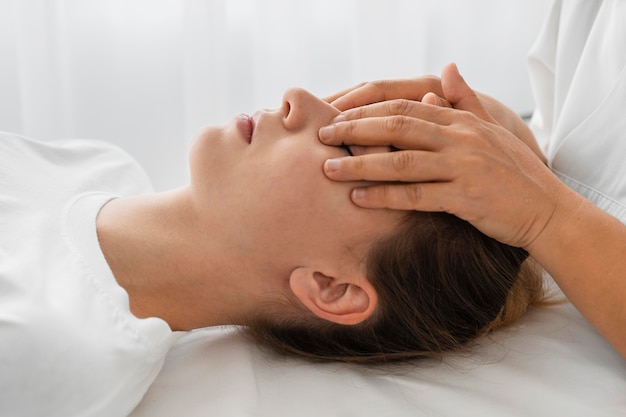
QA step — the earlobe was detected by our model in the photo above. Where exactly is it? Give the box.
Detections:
[289,267,378,325]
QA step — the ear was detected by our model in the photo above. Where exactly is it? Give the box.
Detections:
[289,267,378,325]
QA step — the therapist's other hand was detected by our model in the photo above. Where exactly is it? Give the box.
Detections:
[325,75,444,112]
[326,64,543,158]
[319,63,561,248]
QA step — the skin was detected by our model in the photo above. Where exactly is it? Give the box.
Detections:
[317,63,626,359]
[96,88,402,331]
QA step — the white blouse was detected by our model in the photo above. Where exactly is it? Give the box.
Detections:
[528,0,626,223]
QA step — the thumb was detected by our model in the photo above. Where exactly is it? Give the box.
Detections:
[441,63,496,123]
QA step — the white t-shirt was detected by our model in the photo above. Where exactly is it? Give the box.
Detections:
[528,0,626,223]
[0,132,180,417]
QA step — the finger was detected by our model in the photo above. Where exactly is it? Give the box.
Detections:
[422,92,452,108]
[441,63,497,124]
[319,114,447,150]
[323,151,453,183]
[330,82,387,111]
[350,182,458,213]
[330,76,443,111]
[323,82,367,104]
[333,99,453,127]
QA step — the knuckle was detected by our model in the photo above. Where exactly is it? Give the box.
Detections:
[371,79,391,91]
[452,110,480,128]
[384,115,410,135]
[466,153,496,174]
[453,156,494,198]
[460,181,490,202]
[361,80,386,99]
[352,106,367,120]
[457,153,485,168]
[351,155,366,174]
[403,184,423,207]
[377,184,391,203]
[457,177,481,198]
[386,99,412,116]
[391,151,416,175]
[370,79,399,100]
[342,119,358,138]
[353,155,366,172]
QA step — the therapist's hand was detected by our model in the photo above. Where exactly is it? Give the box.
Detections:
[325,75,445,111]
[319,63,562,248]
[327,64,542,159]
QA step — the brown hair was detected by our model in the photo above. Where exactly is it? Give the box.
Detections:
[246,211,544,364]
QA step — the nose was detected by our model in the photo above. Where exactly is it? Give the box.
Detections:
[281,88,340,131]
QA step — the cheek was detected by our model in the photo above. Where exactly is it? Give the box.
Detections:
[235,140,361,245]
[189,126,227,187]
[259,146,328,204]
[261,162,349,236]
[291,185,357,246]
[265,168,328,223]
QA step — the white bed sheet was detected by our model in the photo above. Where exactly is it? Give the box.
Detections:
[130,278,626,417]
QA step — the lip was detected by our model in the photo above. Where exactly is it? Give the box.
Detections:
[235,113,254,144]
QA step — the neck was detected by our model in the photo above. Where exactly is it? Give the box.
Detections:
[96,187,259,331]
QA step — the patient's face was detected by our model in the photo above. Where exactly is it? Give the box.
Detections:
[190,88,402,277]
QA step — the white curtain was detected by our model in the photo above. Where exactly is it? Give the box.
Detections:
[0,0,551,190]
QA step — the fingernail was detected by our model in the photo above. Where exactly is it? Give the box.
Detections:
[324,158,340,172]
[331,114,346,123]
[319,125,335,141]
[352,188,366,200]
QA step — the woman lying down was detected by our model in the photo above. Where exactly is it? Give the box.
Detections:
[0,87,544,417]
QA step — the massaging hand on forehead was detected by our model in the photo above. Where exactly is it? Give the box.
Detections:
[318,63,558,250]
[319,63,626,360]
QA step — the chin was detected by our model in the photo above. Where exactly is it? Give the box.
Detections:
[188,126,222,181]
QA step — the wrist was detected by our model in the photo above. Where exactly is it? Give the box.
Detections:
[524,184,587,258]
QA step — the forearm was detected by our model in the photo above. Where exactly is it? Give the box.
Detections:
[527,186,626,358]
